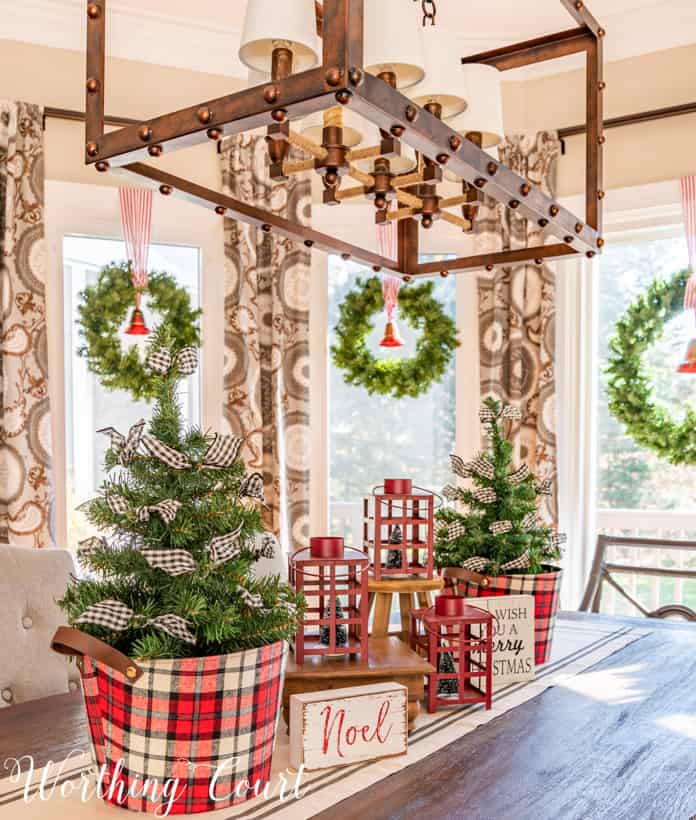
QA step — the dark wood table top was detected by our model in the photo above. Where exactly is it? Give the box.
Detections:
[1,613,695,819]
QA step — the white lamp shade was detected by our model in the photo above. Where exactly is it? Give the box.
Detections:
[353,128,418,174]
[447,64,504,148]
[239,0,320,73]
[364,0,425,89]
[409,28,468,119]
[247,69,270,88]
[301,110,364,148]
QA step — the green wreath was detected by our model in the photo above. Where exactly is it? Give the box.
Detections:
[77,262,202,402]
[331,276,459,399]
[606,267,696,465]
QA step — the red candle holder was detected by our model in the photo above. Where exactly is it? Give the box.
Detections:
[289,537,369,664]
[363,479,437,580]
[410,595,494,713]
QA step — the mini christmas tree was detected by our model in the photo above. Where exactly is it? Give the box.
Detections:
[386,525,403,570]
[434,397,565,576]
[437,651,459,696]
[319,599,348,648]
[60,325,302,660]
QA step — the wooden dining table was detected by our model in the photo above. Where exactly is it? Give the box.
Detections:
[2,612,696,819]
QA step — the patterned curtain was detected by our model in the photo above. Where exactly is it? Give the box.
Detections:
[220,134,311,550]
[476,132,561,523]
[0,101,54,547]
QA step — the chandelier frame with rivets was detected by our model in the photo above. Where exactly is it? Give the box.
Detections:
[83,0,604,279]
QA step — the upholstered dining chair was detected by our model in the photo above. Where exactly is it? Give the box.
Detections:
[0,545,81,707]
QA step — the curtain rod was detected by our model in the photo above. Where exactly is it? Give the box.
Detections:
[44,100,696,146]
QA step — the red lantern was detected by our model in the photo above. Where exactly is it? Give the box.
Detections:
[379,319,404,348]
[124,304,150,336]
[289,537,369,665]
[677,337,696,373]
[363,479,437,581]
[410,595,494,714]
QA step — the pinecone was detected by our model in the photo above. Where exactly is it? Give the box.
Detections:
[319,600,348,648]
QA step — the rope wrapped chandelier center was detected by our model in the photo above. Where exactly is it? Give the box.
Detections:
[83,0,605,280]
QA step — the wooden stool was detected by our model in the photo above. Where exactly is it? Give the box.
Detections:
[368,574,444,642]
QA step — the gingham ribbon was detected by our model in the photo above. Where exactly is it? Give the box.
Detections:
[446,521,466,542]
[207,524,244,565]
[536,478,553,496]
[146,614,196,645]
[522,511,541,531]
[490,520,513,535]
[442,484,461,502]
[469,456,495,481]
[105,493,130,516]
[77,536,107,556]
[147,346,199,377]
[508,464,530,485]
[142,434,193,470]
[240,472,265,503]
[479,406,497,423]
[460,549,532,574]
[479,403,522,424]
[500,405,522,421]
[202,434,243,469]
[143,549,196,576]
[547,532,568,552]
[75,599,196,644]
[237,586,264,609]
[461,556,490,573]
[473,487,497,504]
[449,454,471,479]
[255,532,278,559]
[97,420,145,466]
[75,599,134,631]
[137,500,182,525]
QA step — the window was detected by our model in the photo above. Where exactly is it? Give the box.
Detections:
[595,230,696,616]
[328,254,456,544]
[63,235,201,548]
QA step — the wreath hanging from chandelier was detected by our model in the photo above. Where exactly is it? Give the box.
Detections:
[606,267,696,465]
[331,276,459,399]
[77,262,202,402]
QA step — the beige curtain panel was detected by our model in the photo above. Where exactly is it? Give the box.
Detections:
[220,134,312,550]
[0,101,54,548]
[475,132,561,524]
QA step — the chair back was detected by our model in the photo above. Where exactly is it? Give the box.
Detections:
[0,546,80,706]
[580,534,696,620]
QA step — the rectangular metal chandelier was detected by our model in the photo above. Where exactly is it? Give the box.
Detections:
[84,0,604,279]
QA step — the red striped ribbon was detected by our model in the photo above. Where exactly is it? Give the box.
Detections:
[377,202,400,320]
[680,176,696,313]
[119,187,153,298]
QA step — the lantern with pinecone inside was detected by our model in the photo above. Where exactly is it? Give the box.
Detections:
[319,599,348,648]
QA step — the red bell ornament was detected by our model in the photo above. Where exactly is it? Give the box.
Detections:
[289,537,369,665]
[125,304,150,336]
[379,319,404,348]
[677,337,696,373]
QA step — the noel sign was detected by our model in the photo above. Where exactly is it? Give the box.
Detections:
[289,683,408,771]
[465,594,536,688]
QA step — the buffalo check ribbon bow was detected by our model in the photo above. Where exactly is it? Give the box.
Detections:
[201,434,243,469]
[479,403,522,424]
[141,434,193,470]
[105,493,182,525]
[142,524,246,576]
[147,346,199,377]
[240,472,266,506]
[445,521,466,542]
[97,420,146,467]
[75,599,196,645]
[460,549,532,574]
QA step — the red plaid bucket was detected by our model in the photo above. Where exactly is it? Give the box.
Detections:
[442,565,562,665]
[52,627,286,815]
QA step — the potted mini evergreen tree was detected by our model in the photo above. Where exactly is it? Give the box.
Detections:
[52,326,302,815]
[434,397,565,665]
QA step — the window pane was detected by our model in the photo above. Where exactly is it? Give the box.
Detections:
[63,236,201,547]
[597,234,695,513]
[328,255,456,545]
